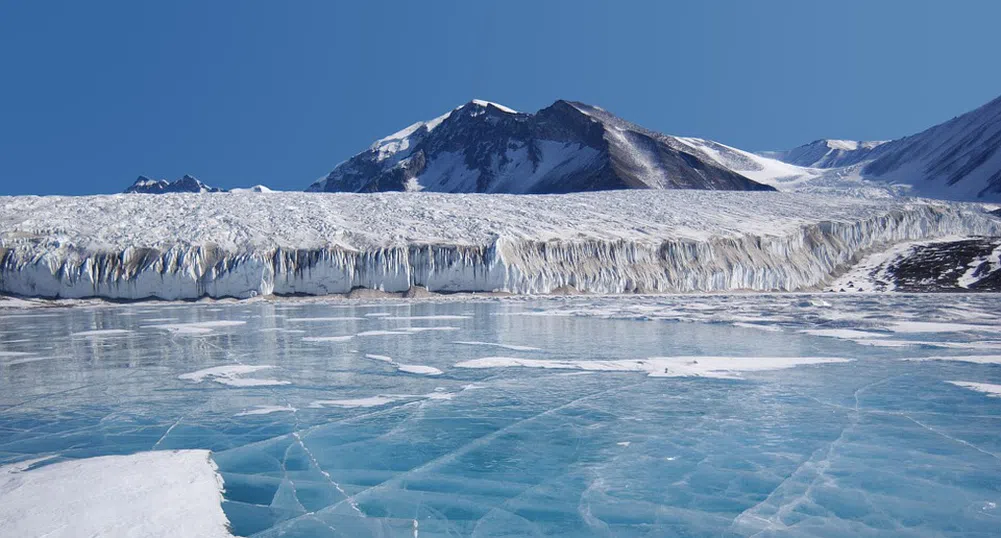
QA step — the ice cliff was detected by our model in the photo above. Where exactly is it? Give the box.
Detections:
[1,191,998,299]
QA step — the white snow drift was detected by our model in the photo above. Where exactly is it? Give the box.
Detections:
[0,191,998,299]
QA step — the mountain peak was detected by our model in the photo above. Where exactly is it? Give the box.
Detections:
[467,99,518,114]
[308,100,773,194]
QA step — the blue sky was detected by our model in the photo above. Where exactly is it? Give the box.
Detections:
[1,0,999,195]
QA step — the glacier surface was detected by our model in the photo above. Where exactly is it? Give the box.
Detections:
[1,191,998,300]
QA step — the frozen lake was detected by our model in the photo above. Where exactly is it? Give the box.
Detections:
[2,294,1000,537]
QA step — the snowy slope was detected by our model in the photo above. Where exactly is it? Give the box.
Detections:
[673,137,823,188]
[764,94,1001,201]
[860,94,1001,200]
[308,100,773,194]
[1,191,997,299]
[760,140,888,168]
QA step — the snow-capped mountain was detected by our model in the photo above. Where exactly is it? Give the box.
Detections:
[764,94,1001,201]
[759,139,887,168]
[125,175,223,194]
[308,100,775,194]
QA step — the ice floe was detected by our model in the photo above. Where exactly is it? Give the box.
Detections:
[309,395,404,408]
[905,355,1001,364]
[0,450,232,538]
[453,341,543,351]
[396,364,444,376]
[362,353,443,376]
[801,328,889,339]
[179,365,289,387]
[731,322,783,333]
[235,405,297,416]
[302,335,354,343]
[70,329,133,337]
[947,381,1001,397]
[356,330,412,336]
[285,317,366,322]
[454,356,851,379]
[383,315,470,320]
[886,321,1001,334]
[402,326,460,332]
[310,391,454,408]
[145,320,247,335]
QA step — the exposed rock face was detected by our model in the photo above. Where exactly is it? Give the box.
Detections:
[874,239,1001,292]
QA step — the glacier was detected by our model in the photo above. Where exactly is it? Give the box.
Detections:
[1,191,999,300]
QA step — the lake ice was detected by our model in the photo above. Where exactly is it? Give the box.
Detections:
[1,294,1000,537]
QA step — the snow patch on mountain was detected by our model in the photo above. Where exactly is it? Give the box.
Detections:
[471,99,518,113]
[760,139,888,168]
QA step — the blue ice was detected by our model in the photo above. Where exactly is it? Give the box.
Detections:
[1,295,1000,537]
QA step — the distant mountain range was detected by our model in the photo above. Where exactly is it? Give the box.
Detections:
[760,140,889,169]
[762,95,1001,200]
[125,175,224,194]
[126,94,1001,202]
[310,94,1001,201]
[124,175,273,194]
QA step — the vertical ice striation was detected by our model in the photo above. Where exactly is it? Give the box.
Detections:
[0,192,998,299]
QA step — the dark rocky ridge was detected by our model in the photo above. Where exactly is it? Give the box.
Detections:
[832,238,1001,293]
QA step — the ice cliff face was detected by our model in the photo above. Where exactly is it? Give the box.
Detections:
[125,175,224,194]
[1,192,997,300]
[308,100,774,194]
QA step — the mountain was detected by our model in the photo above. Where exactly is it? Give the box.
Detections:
[125,175,224,194]
[759,139,887,168]
[764,94,1001,200]
[308,100,775,194]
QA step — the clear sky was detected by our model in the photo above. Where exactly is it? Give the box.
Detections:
[1,0,999,195]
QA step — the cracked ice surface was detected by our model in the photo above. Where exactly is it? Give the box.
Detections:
[1,294,1000,536]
